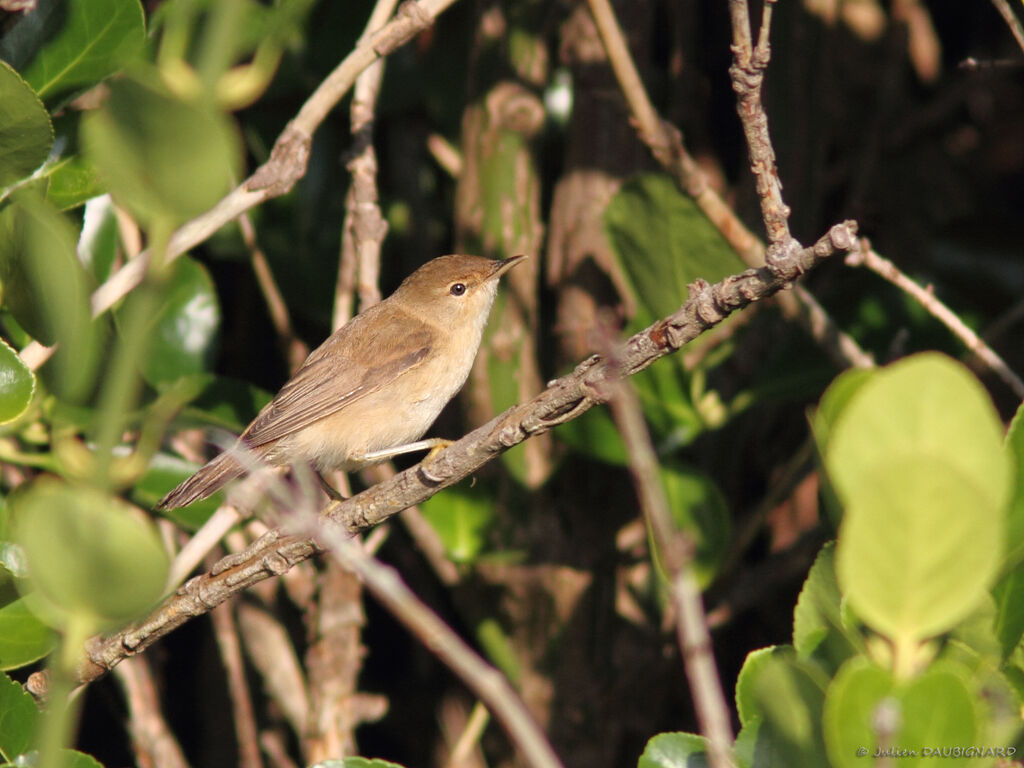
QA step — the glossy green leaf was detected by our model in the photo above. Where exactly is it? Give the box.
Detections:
[792,542,864,673]
[637,732,709,768]
[135,452,223,530]
[827,353,1011,517]
[46,155,104,211]
[0,59,53,188]
[0,596,56,670]
[823,658,979,768]
[605,173,746,324]
[0,670,38,760]
[0,338,34,425]
[20,0,145,101]
[81,73,240,226]
[420,486,495,563]
[121,255,221,386]
[734,646,829,766]
[76,195,118,283]
[13,477,169,628]
[648,464,730,588]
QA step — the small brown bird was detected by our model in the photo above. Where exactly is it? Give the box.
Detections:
[157,254,525,511]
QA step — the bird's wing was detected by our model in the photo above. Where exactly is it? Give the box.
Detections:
[241,307,433,447]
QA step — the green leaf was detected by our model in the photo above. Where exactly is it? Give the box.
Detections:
[0,59,54,188]
[0,190,101,402]
[118,255,221,386]
[637,732,709,768]
[734,646,829,766]
[0,670,38,761]
[178,374,271,434]
[420,486,495,564]
[1004,400,1024,570]
[605,173,746,324]
[81,72,240,226]
[13,477,169,629]
[555,406,629,465]
[135,452,223,530]
[648,464,730,588]
[76,195,118,283]
[46,155,104,211]
[837,455,1001,643]
[0,338,35,425]
[0,597,57,670]
[20,0,145,102]
[827,353,1011,517]
[993,564,1024,658]
[792,542,864,673]
[823,658,980,768]
[827,354,1010,643]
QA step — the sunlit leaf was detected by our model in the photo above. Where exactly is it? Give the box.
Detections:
[0,338,34,425]
[0,59,53,188]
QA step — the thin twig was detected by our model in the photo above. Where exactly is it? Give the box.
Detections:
[78,221,858,685]
[113,656,191,768]
[600,339,735,768]
[238,211,308,370]
[210,601,263,768]
[310,521,565,768]
[583,0,872,370]
[846,242,1024,399]
[990,0,1024,55]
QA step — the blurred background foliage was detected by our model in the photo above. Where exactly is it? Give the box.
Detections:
[1,0,1023,766]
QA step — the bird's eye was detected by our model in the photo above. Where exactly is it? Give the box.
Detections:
[449,283,467,296]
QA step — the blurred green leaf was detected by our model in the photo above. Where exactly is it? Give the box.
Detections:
[829,354,1009,643]
[13,477,169,629]
[115,255,220,387]
[20,0,145,102]
[648,464,730,589]
[556,406,629,465]
[0,597,57,670]
[992,564,1024,659]
[734,646,829,766]
[605,173,746,325]
[1004,401,1024,570]
[135,452,223,530]
[823,658,979,768]
[0,338,35,425]
[0,670,38,761]
[637,732,709,768]
[792,542,864,674]
[475,617,520,684]
[0,59,53,188]
[46,155,104,211]
[81,72,240,226]
[0,190,101,402]
[420,485,495,564]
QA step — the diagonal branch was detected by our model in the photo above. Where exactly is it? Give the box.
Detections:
[78,221,859,685]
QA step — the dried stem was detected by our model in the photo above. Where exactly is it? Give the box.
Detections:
[311,524,565,768]
[113,656,190,768]
[990,0,1024,55]
[78,221,857,686]
[846,242,1024,399]
[210,600,263,768]
[602,348,735,768]
[583,0,872,370]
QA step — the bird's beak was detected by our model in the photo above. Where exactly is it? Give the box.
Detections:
[489,254,528,279]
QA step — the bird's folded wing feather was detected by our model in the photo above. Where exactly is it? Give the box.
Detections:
[241,309,434,446]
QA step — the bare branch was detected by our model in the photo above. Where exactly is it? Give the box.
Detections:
[990,0,1024,55]
[77,221,857,686]
[846,241,1024,399]
[114,656,190,768]
[210,600,263,768]
[601,342,735,768]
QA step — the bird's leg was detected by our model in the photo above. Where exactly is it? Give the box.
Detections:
[360,437,453,464]
[316,471,348,501]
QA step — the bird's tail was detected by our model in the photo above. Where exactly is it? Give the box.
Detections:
[156,450,246,511]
